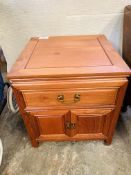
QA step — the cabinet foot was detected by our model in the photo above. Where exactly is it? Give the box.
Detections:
[31,139,39,148]
[104,138,112,145]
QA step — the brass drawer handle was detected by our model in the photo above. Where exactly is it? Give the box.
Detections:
[57,93,80,104]
[74,93,80,102]
[57,94,64,102]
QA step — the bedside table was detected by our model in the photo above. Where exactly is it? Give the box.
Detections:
[8,35,131,147]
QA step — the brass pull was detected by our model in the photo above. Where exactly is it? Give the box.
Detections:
[57,94,64,102]
[66,123,76,130]
[57,93,80,104]
[66,122,71,129]
[74,93,80,102]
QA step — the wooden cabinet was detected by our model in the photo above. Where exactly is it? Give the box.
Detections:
[8,35,131,147]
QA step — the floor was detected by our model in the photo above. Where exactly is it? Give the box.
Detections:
[0,106,131,175]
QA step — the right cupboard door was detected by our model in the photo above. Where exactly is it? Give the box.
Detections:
[71,108,114,139]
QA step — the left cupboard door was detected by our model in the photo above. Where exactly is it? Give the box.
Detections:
[28,110,70,141]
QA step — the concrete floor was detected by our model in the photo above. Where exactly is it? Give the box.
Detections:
[0,106,131,175]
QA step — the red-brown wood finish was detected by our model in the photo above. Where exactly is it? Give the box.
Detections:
[8,35,131,147]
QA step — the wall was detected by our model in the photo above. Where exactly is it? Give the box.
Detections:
[0,0,131,71]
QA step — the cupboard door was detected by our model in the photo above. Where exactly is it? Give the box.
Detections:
[37,116,64,135]
[29,110,69,139]
[28,108,114,141]
[71,108,114,137]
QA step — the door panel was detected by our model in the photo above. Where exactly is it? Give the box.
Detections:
[29,110,69,138]
[78,116,104,134]
[36,116,65,135]
[71,108,114,137]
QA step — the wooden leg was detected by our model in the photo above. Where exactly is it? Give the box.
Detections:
[104,137,112,145]
[31,139,39,148]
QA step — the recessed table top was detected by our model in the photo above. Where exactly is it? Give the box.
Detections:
[8,35,131,79]
[26,37,111,68]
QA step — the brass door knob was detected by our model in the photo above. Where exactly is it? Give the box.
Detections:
[66,122,76,129]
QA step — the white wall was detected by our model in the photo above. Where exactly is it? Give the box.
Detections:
[0,0,131,71]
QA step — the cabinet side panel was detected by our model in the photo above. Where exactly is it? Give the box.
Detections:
[12,86,39,147]
[105,79,128,144]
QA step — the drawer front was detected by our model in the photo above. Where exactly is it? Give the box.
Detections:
[23,88,117,108]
